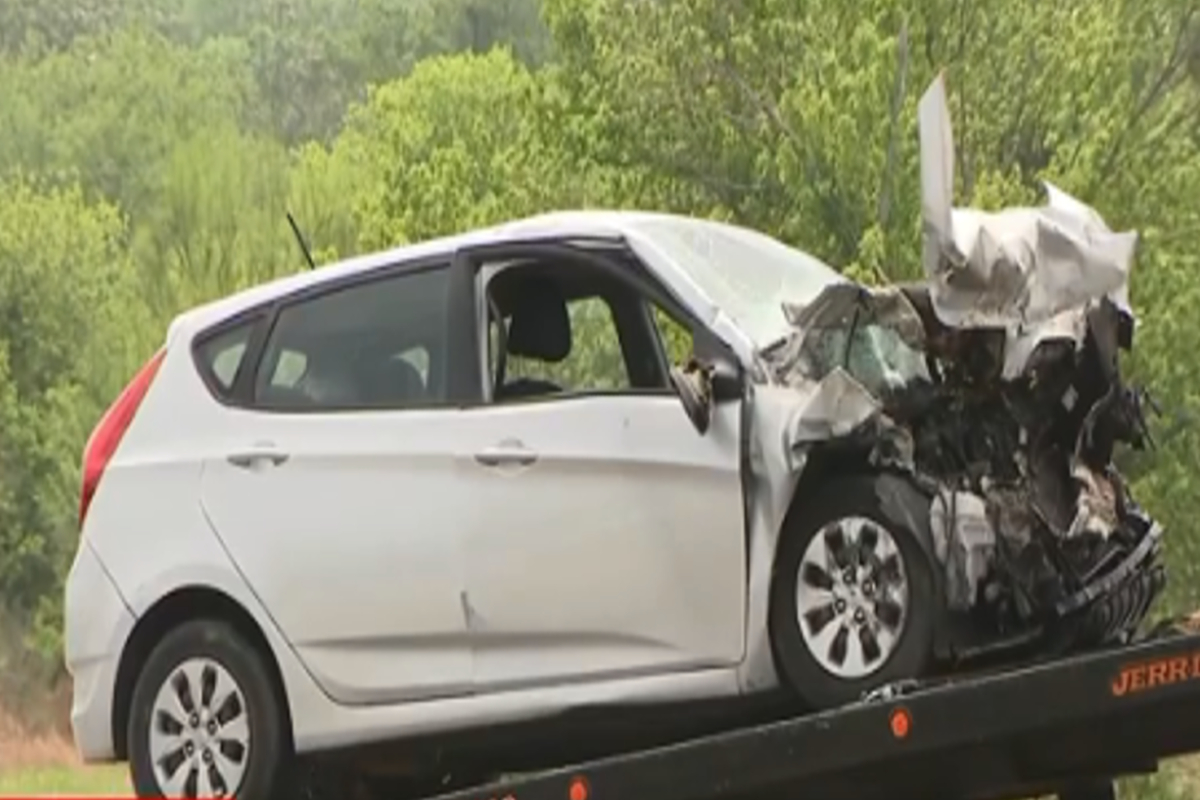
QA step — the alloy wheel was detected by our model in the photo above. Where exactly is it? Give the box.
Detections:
[794,516,910,680]
[147,657,251,798]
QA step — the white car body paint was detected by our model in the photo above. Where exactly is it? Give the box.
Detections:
[64,210,841,762]
[458,396,746,692]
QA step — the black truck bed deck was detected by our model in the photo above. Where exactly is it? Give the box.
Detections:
[429,627,1200,800]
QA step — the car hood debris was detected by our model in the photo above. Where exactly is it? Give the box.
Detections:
[759,74,1165,659]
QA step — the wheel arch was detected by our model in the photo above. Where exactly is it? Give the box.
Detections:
[775,453,941,578]
[766,462,947,705]
[110,585,293,760]
[773,458,949,661]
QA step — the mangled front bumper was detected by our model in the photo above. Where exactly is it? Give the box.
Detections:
[1058,512,1166,648]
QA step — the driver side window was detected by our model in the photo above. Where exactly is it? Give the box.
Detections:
[483,260,669,402]
[490,295,630,393]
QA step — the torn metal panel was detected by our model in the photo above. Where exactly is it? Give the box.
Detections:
[1064,461,1120,541]
[1000,307,1088,381]
[926,199,1137,330]
[918,72,955,284]
[1041,183,1136,322]
[784,368,882,444]
[917,73,1139,378]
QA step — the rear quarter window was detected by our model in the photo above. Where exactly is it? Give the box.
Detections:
[194,319,259,399]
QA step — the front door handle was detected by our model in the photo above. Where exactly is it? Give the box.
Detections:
[474,439,538,468]
[227,449,289,469]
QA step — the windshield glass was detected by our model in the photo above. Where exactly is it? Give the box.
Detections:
[627,216,844,345]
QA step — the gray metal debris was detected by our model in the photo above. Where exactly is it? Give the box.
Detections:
[918,73,1138,336]
[786,368,882,444]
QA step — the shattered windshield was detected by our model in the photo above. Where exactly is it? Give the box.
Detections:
[627,216,843,346]
[801,322,930,398]
[772,283,931,398]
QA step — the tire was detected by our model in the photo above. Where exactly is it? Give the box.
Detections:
[127,619,288,800]
[769,473,937,709]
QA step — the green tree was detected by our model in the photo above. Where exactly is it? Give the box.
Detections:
[133,123,298,322]
[326,49,562,249]
[0,180,142,629]
[0,27,255,218]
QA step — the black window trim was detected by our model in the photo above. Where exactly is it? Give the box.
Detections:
[190,250,474,414]
[188,233,745,414]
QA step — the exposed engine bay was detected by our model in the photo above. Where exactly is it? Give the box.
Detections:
[763,279,1164,659]
[757,74,1166,662]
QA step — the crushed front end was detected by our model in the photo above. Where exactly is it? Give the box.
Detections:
[894,283,1164,657]
[762,276,1166,664]
[757,73,1167,665]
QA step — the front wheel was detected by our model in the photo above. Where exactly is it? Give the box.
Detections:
[127,619,288,800]
[769,473,938,709]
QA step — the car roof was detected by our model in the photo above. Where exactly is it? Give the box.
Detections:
[166,209,690,344]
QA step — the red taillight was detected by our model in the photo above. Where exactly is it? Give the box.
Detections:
[79,348,166,528]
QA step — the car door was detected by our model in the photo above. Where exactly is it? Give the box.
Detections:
[456,243,748,693]
[199,259,478,706]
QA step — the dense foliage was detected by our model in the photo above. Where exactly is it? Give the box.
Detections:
[0,0,1198,791]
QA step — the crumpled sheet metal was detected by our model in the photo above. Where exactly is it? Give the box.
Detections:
[772,284,930,447]
[781,282,928,355]
[917,73,1139,368]
[774,282,930,394]
[1066,460,1120,541]
[999,306,1088,380]
[784,367,882,444]
[756,75,1158,647]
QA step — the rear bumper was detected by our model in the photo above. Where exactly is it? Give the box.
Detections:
[64,540,135,762]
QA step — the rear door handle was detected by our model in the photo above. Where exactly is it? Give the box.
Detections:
[474,440,538,468]
[227,449,289,469]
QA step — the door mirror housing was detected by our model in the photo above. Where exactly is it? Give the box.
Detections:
[668,357,743,435]
[710,360,743,403]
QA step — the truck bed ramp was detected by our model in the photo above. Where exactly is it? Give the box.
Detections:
[429,628,1200,800]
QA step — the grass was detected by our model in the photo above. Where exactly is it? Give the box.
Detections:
[0,763,129,796]
[0,699,129,797]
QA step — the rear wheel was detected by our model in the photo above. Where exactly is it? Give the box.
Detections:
[769,473,937,709]
[127,619,288,800]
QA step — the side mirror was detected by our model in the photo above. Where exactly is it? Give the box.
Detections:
[668,358,742,435]
[710,361,743,403]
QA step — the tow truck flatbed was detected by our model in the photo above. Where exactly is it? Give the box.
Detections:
[429,626,1200,800]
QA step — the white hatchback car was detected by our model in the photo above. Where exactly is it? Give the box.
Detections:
[65,208,1162,800]
[66,212,858,799]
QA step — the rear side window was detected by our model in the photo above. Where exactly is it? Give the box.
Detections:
[195,321,257,399]
[252,265,452,411]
